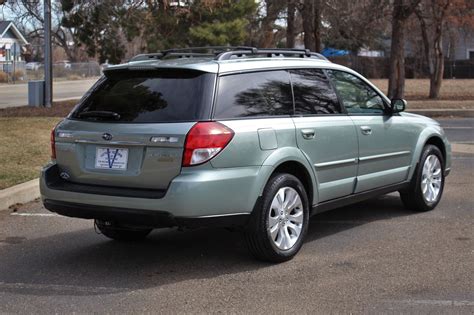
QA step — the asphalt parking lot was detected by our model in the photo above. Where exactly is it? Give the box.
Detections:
[0,119,472,313]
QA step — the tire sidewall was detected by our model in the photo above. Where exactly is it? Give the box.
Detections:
[415,145,445,209]
[260,173,310,259]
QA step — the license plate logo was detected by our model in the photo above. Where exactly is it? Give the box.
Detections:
[95,147,128,170]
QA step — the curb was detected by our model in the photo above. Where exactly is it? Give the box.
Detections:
[53,97,81,102]
[408,109,474,118]
[0,179,40,211]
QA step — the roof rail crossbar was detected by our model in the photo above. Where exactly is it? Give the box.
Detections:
[162,52,216,59]
[162,46,256,55]
[130,53,164,62]
[216,48,328,61]
[130,47,257,62]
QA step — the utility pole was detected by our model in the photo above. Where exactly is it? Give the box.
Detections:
[44,0,52,107]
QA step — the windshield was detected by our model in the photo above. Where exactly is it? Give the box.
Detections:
[71,70,215,123]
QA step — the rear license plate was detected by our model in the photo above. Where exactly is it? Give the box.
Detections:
[95,147,129,170]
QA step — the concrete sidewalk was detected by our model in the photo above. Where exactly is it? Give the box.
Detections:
[0,79,98,108]
[408,108,474,118]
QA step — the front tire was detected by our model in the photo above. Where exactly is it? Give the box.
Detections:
[400,145,445,212]
[245,173,309,263]
[95,220,152,241]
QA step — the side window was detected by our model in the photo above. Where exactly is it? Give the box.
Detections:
[290,69,342,115]
[327,70,385,114]
[214,70,293,119]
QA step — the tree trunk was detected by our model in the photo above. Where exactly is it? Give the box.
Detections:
[286,0,296,48]
[415,1,447,99]
[313,0,321,52]
[259,1,284,48]
[430,28,444,99]
[388,12,406,99]
[388,0,421,99]
[416,8,433,76]
[302,0,315,51]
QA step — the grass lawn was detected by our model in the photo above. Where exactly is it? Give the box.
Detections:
[0,117,62,189]
[370,79,474,110]
[371,79,474,101]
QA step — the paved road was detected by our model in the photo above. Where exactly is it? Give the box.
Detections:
[437,118,474,143]
[0,79,98,108]
[0,120,472,313]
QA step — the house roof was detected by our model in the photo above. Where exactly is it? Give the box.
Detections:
[0,21,28,45]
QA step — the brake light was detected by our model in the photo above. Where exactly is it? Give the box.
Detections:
[50,127,56,160]
[183,122,234,166]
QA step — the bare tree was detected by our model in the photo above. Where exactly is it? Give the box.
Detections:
[388,0,421,99]
[415,0,449,99]
[415,0,473,98]
[258,0,287,48]
[286,0,296,48]
[323,0,389,53]
[6,0,83,61]
[300,0,321,51]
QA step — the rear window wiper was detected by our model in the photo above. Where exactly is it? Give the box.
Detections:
[78,111,121,120]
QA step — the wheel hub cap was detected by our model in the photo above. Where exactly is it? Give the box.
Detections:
[267,187,303,250]
[421,154,442,203]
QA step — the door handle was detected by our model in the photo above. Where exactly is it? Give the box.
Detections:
[301,129,316,140]
[360,126,372,135]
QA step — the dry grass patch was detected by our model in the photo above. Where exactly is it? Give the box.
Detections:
[371,79,474,101]
[0,117,62,189]
[0,100,77,118]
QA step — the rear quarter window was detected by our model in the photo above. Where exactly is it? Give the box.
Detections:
[71,70,215,123]
[290,69,342,115]
[214,70,293,119]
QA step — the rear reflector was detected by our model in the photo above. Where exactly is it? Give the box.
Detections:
[183,122,234,166]
[50,127,56,160]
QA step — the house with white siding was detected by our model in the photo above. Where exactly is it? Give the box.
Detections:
[0,20,28,69]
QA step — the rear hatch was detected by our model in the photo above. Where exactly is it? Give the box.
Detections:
[53,68,216,190]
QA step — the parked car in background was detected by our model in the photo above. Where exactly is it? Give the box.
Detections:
[41,47,451,263]
[25,62,42,71]
[55,60,72,69]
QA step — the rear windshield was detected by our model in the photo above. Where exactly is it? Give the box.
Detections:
[71,70,215,123]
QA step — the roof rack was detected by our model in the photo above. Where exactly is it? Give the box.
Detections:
[129,46,329,62]
[162,46,256,55]
[130,46,254,62]
[215,48,329,61]
[130,53,164,62]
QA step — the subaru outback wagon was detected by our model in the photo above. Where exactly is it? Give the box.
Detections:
[41,47,451,262]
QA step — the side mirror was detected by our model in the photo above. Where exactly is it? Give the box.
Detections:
[390,99,406,113]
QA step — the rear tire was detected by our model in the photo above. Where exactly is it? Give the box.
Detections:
[400,145,445,212]
[95,220,152,241]
[245,173,309,263]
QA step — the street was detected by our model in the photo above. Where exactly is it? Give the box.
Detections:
[0,119,472,313]
[0,79,97,108]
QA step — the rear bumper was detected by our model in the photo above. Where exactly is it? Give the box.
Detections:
[40,163,272,222]
[43,199,249,228]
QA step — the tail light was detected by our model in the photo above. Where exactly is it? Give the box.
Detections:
[50,127,56,160]
[183,122,234,166]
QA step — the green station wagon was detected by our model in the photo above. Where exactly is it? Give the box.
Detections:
[41,47,451,262]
